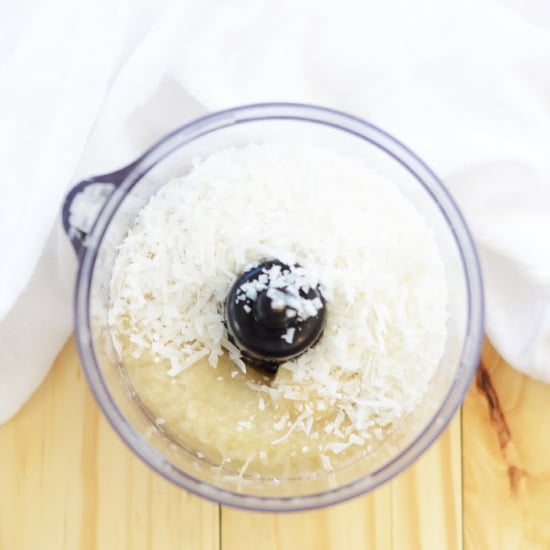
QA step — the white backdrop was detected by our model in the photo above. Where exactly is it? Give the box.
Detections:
[1,0,550,423]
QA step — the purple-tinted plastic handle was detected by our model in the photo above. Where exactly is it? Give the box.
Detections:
[62,163,136,257]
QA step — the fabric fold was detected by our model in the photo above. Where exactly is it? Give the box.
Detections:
[1,0,549,424]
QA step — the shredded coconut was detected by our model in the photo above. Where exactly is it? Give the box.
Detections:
[109,143,448,475]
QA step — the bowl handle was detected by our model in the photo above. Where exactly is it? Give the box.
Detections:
[62,163,137,256]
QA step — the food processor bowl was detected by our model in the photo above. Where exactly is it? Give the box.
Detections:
[62,103,483,512]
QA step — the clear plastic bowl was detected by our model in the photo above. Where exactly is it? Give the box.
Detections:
[63,103,483,512]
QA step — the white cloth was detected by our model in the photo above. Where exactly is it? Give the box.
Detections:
[1,0,550,424]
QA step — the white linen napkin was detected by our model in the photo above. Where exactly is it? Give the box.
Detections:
[1,0,549,424]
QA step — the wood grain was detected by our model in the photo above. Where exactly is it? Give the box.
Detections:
[221,485,393,550]
[463,340,550,550]
[2,336,550,549]
[0,338,219,550]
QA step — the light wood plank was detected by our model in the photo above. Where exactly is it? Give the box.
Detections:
[463,340,550,549]
[391,413,462,550]
[0,338,219,550]
[222,487,392,550]
[222,413,461,550]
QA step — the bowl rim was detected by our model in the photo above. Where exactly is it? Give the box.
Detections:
[73,102,484,512]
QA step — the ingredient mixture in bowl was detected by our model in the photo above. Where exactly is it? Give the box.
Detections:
[108,143,448,478]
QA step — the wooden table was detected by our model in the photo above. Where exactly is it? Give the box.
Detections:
[1,338,549,549]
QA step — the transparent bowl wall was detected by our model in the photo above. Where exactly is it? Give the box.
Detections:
[73,104,483,512]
